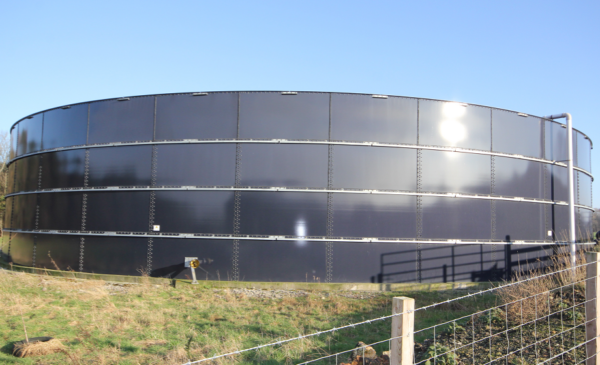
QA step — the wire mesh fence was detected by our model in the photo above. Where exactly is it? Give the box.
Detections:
[411,279,589,365]
[185,248,599,365]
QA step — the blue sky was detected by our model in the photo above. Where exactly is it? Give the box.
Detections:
[1,1,598,204]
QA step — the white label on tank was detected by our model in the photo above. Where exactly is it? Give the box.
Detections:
[153,225,160,232]
[547,230,553,237]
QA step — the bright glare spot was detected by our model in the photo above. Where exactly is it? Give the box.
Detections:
[295,218,307,247]
[443,103,467,119]
[439,120,467,144]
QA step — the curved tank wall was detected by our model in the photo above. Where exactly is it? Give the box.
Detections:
[1,91,594,283]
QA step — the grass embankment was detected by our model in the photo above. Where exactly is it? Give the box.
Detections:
[0,269,496,364]
[414,289,586,365]
[413,251,589,365]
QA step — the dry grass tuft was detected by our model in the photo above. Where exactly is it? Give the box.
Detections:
[136,339,168,348]
[164,347,189,364]
[13,338,65,358]
[499,269,553,323]
[549,246,587,287]
[498,246,588,323]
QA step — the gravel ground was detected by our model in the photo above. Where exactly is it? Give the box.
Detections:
[103,283,136,294]
[210,288,384,300]
[213,288,310,299]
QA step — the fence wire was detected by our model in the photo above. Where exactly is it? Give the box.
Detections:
[186,257,596,365]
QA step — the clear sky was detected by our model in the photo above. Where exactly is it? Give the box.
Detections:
[1,1,598,204]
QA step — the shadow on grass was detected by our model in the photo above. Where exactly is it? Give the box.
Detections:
[0,341,16,356]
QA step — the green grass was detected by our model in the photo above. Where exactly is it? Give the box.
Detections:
[0,269,496,364]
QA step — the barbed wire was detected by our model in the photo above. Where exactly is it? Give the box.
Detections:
[186,259,593,364]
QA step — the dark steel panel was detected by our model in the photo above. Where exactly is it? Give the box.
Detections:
[545,121,567,162]
[10,125,17,160]
[155,93,238,140]
[421,197,491,240]
[419,100,491,150]
[88,146,152,187]
[551,205,569,241]
[573,170,578,206]
[4,196,13,229]
[576,132,591,171]
[88,97,154,144]
[83,236,148,276]
[42,104,88,149]
[420,244,453,283]
[240,144,328,188]
[85,192,150,232]
[40,150,86,189]
[154,191,234,234]
[547,166,568,202]
[9,233,34,266]
[332,194,416,238]
[35,235,80,270]
[330,94,417,144]
[17,114,43,155]
[495,201,544,241]
[155,144,236,186]
[238,240,326,282]
[0,232,8,259]
[573,130,578,167]
[239,92,329,140]
[15,155,40,192]
[450,245,505,282]
[151,238,232,280]
[508,245,552,274]
[494,157,543,199]
[239,192,327,236]
[39,193,83,231]
[332,146,417,191]
[543,164,552,202]
[4,197,14,259]
[12,194,37,230]
[337,242,417,283]
[577,208,593,241]
[578,172,592,207]
[492,110,542,158]
[421,151,490,194]
[7,162,16,194]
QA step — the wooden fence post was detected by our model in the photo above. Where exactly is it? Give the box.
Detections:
[586,251,600,365]
[391,296,415,365]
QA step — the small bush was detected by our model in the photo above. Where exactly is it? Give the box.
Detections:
[423,343,456,365]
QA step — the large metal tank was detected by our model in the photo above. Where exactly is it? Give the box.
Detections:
[1,92,593,283]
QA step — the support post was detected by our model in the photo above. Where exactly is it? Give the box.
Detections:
[544,113,576,269]
[586,252,600,365]
[566,113,577,269]
[190,267,198,285]
[391,296,414,365]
